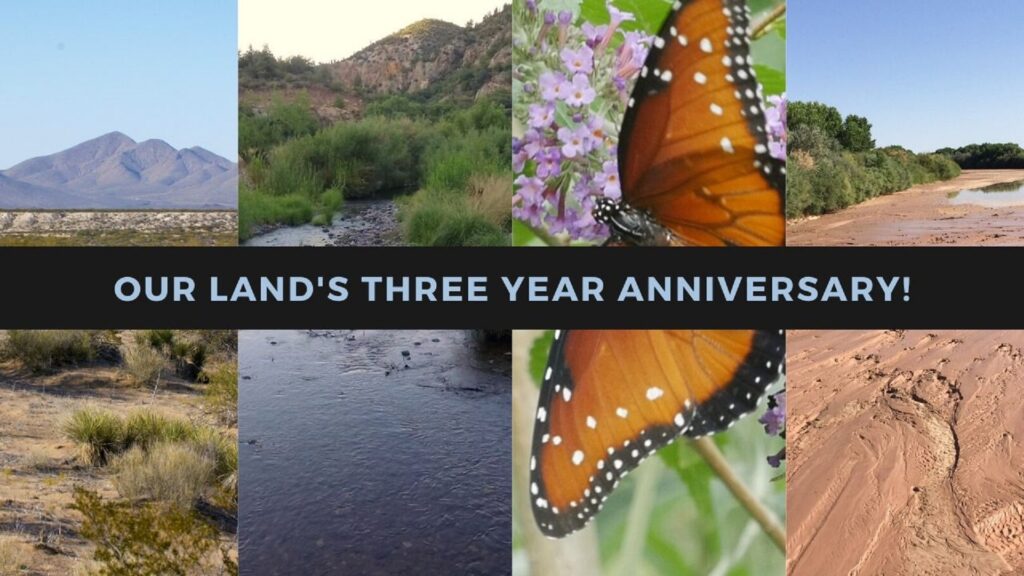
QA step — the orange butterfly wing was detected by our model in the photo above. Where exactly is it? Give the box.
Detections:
[530,329,784,537]
[618,0,785,247]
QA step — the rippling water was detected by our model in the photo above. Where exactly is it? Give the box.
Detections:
[239,330,511,576]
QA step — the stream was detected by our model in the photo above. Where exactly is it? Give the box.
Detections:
[238,330,511,575]
[243,198,403,247]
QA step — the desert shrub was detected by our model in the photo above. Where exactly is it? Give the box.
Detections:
[64,408,230,470]
[63,407,126,466]
[121,412,195,450]
[71,488,234,576]
[120,342,165,388]
[113,443,215,507]
[142,330,174,350]
[3,330,98,372]
[200,362,238,426]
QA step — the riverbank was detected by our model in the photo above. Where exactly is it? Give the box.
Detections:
[787,170,1024,246]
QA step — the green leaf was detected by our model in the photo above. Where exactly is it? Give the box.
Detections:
[580,0,671,35]
[773,17,786,40]
[529,331,555,385]
[513,219,548,246]
[754,65,785,96]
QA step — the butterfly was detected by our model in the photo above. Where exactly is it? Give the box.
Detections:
[593,0,785,247]
[530,0,786,538]
[529,329,784,536]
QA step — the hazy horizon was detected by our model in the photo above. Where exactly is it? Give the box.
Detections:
[789,0,1024,153]
[239,0,507,63]
[0,0,237,168]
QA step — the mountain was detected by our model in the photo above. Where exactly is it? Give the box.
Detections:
[0,132,237,209]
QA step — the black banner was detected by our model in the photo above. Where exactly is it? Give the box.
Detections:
[0,247,1018,329]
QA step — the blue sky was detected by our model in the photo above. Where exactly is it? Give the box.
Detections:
[789,0,1024,152]
[0,0,237,168]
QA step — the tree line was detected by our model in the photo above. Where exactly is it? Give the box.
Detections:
[787,101,961,218]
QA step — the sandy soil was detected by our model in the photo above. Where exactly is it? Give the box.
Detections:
[0,211,237,246]
[787,330,1024,575]
[787,170,1024,246]
[0,362,209,574]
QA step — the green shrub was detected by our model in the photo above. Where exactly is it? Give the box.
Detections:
[142,330,174,350]
[399,188,508,247]
[71,488,233,576]
[787,101,964,218]
[3,330,98,372]
[238,186,314,240]
[113,443,215,507]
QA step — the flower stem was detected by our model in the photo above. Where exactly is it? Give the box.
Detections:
[752,3,786,40]
[689,437,786,552]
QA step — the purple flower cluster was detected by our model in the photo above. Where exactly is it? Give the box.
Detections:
[513,2,787,242]
[759,389,786,467]
[512,1,651,242]
[765,94,787,161]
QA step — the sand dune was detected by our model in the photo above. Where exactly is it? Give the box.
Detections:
[787,330,1024,575]
[788,170,1024,246]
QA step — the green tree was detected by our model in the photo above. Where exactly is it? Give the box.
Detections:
[788,101,843,142]
[839,114,875,152]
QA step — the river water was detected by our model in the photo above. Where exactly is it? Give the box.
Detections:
[948,179,1024,207]
[239,330,511,575]
[243,198,403,247]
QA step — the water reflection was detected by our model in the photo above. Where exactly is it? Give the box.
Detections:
[239,330,511,576]
[947,179,1024,207]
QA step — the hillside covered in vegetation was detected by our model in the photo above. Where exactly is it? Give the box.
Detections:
[787,101,961,218]
[238,6,511,246]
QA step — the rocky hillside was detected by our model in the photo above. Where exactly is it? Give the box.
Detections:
[239,5,510,121]
[327,6,511,101]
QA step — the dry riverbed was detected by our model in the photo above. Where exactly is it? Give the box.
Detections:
[787,170,1024,246]
[787,330,1024,575]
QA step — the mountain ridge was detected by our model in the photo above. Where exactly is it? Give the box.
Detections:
[0,132,237,210]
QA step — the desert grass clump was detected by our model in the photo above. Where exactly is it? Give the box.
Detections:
[63,407,126,466]
[0,536,29,576]
[64,408,224,468]
[468,172,512,230]
[201,362,238,426]
[120,341,166,388]
[121,411,195,450]
[113,443,215,507]
[2,330,98,372]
